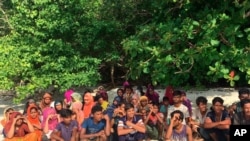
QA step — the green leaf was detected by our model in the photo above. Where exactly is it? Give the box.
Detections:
[210,40,220,46]
[233,75,240,81]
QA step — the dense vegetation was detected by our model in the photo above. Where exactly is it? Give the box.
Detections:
[0,0,249,102]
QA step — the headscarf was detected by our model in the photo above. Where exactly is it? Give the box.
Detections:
[71,92,82,102]
[64,89,74,103]
[27,105,40,125]
[164,86,174,105]
[83,92,95,118]
[123,81,130,90]
[140,96,148,102]
[146,84,159,104]
[40,92,52,110]
[54,100,63,114]
[41,107,58,130]
[4,112,28,137]
[1,107,14,126]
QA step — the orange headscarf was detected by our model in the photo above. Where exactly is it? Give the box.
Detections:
[83,92,95,118]
[27,105,40,125]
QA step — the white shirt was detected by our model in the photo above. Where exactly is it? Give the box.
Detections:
[167,104,190,124]
[192,108,209,124]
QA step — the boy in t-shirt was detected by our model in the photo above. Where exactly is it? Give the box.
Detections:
[80,105,110,141]
[167,90,190,125]
[50,109,78,141]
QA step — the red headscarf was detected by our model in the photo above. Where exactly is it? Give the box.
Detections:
[4,112,29,137]
[164,86,174,105]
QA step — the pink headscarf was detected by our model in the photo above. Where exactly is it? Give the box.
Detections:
[41,107,58,130]
[64,89,74,103]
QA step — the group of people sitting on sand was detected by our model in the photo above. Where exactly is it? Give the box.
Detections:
[0,81,249,141]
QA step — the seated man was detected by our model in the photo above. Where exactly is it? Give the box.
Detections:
[80,105,110,141]
[165,110,192,141]
[190,96,211,140]
[117,103,146,141]
[204,97,230,141]
[233,99,250,125]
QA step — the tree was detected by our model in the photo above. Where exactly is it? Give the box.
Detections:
[122,0,250,87]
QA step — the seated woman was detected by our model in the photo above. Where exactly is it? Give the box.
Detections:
[23,98,36,115]
[54,100,64,114]
[27,105,42,141]
[4,112,38,141]
[42,107,60,140]
[1,107,14,127]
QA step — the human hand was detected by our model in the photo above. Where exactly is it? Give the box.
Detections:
[103,114,109,121]
[126,121,133,127]
[96,130,105,136]
[171,114,179,122]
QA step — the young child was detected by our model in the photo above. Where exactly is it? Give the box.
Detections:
[144,102,164,140]
[50,109,78,141]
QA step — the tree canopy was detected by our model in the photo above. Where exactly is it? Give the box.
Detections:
[0,0,249,102]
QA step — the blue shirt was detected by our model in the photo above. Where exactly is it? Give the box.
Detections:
[55,120,78,141]
[81,117,106,134]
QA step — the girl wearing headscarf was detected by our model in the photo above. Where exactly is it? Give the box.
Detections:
[123,85,134,104]
[63,89,74,109]
[39,92,53,111]
[54,100,64,114]
[27,106,42,141]
[145,84,159,104]
[71,92,84,129]
[82,92,95,119]
[1,107,14,127]
[42,107,59,140]
[23,98,36,115]
[164,85,174,105]
[4,112,38,141]
[138,96,150,113]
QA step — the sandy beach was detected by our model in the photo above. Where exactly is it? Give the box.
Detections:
[0,87,241,140]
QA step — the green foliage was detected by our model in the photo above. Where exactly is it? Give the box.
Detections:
[122,0,250,87]
[0,0,250,103]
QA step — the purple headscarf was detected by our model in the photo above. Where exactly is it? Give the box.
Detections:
[146,84,159,104]
[64,89,74,103]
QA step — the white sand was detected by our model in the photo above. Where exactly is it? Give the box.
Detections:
[0,87,241,140]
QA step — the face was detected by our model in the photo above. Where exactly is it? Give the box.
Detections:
[198,102,207,112]
[126,108,135,118]
[163,101,169,106]
[113,100,118,106]
[141,110,147,116]
[213,102,223,113]
[15,115,23,126]
[93,111,103,121]
[63,117,72,125]
[152,105,159,113]
[55,104,62,111]
[98,97,104,104]
[243,103,250,116]
[6,109,14,118]
[239,94,249,101]
[119,104,125,111]
[44,98,51,105]
[140,100,148,106]
[30,108,38,119]
[172,113,181,127]
[125,88,132,94]
[131,98,138,105]
[173,95,182,104]
[117,90,123,97]
[149,89,154,95]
